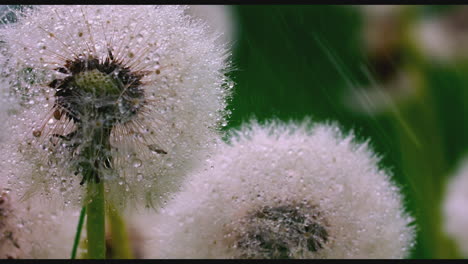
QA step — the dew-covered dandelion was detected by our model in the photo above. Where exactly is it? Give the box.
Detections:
[0,5,231,258]
[443,157,468,257]
[145,120,415,259]
[0,5,230,207]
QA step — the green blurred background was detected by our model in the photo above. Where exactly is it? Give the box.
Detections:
[226,5,468,259]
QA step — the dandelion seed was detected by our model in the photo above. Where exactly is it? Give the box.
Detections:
[0,5,231,208]
[145,120,415,259]
[443,156,468,257]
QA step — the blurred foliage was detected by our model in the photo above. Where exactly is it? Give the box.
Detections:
[228,5,468,259]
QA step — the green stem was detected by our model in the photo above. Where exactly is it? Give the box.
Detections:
[107,204,134,259]
[86,181,106,259]
[71,206,87,259]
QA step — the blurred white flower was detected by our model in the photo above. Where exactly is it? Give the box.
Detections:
[0,5,231,208]
[344,5,417,115]
[344,70,419,115]
[443,156,468,257]
[413,6,468,63]
[145,120,415,259]
[186,5,236,46]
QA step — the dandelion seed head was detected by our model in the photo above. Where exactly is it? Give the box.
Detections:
[0,5,231,208]
[146,120,415,259]
[443,156,468,257]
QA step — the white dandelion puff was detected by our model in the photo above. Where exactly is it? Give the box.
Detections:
[443,156,468,257]
[21,202,79,259]
[145,120,415,259]
[0,185,80,259]
[185,5,237,46]
[0,5,231,208]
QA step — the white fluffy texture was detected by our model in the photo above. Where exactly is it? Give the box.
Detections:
[0,188,79,258]
[0,5,231,208]
[0,162,83,259]
[0,101,8,143]
[443,157,468,257]
[186,5,236,46]
[145,120,415,259]
[17,199,79,259]
[0,168,76,259]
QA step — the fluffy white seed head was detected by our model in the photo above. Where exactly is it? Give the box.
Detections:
[19,200,79,259]
[185,5,236,46]
[0,186,79,259]
[0,5,231,208]
[443,156,468,257]
[145,120,415,259]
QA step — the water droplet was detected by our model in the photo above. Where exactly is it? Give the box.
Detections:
[132,159,142,168]
[136,33,144,43]
[136,173,143,182]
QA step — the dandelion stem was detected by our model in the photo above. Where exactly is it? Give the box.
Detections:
[107,204,134,259]
[71,206,86,259]
[86,181,106,259]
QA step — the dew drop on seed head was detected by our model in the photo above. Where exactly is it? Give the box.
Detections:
[132,158,142,168]
[136,173,144,182]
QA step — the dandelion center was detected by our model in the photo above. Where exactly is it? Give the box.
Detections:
[46,51,146,184]
[234,203,329,259]
[50,51,145,128]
